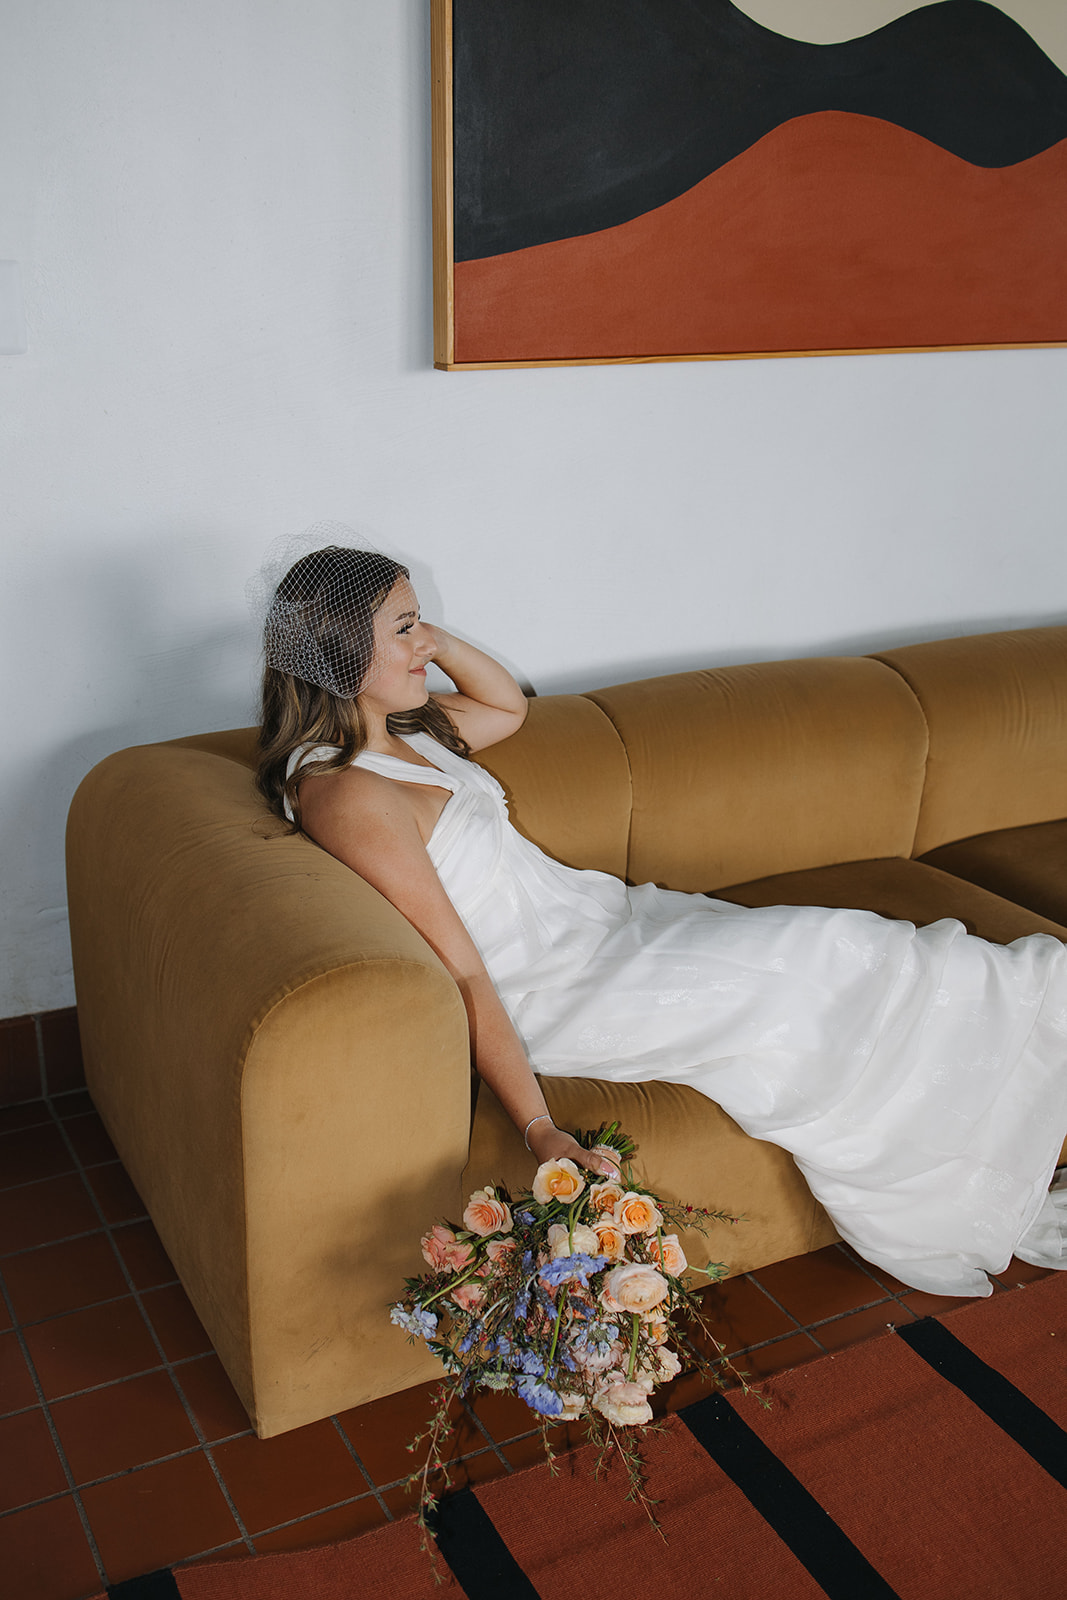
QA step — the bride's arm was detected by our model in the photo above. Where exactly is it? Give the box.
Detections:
[299,767,619,1179]
[425,626,528,753]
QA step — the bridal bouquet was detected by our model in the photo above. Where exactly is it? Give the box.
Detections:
[390,1123,758,1535]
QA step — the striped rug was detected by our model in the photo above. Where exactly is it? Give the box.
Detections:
[108,1272,1067,1600]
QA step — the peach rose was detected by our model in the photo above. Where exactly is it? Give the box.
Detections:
[486,1237,517,1265]
[462,1187,513,1238]
[648,1233,688,1276]
[614,1191,663,1236]
[450,1281,484,1312]
[651,1345,682,1383]
[532,1158,586,1205]
[547,1222,601,1259]
[588,1180,625,1215]
[643,1317,670,1346]
[420,1224,474,1273]
[633,1344,683,1390]
[599,1262,670,1317]
[593,1381,654,1427]
[592,1219,626,1262]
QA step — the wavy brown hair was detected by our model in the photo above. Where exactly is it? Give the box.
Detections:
[255,549,469,832]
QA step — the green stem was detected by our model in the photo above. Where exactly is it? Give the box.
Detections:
[546,1285,569,1372]
[627,1312,641,1381]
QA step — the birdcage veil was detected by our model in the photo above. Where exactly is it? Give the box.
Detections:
[248,524,410,699]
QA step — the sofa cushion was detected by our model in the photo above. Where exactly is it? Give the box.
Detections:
[873,627,1067,856]
[588,656,928,891]
[921,818,1067,931]
[713,856,1067,945]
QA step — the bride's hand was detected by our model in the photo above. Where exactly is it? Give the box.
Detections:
[527,1120,622,1181]
[420,623,455,669]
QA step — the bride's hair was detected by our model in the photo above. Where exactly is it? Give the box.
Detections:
[255,546,469,831]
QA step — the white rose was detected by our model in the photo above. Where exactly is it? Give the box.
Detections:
[593,1381,654,1427]
[547,1222,601,1259]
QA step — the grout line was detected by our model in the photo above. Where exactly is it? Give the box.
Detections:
[7,1288,177,1331]
[832,1242,920,1317]
[459,1396,514,1470]
[330,1415,396,1521]
[740,1270,819,1340]
[171,1536,250,1571]
[246,1485,393,1552]
[2,1224,112,1257]
[7,1352,241,1411]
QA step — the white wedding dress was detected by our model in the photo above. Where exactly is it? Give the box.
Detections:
[316,732,1067,1298]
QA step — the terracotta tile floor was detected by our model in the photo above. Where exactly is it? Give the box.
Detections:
[0,1092,1052,1600]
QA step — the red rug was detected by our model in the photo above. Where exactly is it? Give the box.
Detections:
[106,1273,1067,1600]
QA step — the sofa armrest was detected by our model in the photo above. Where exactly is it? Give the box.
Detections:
[67,741,471,1434]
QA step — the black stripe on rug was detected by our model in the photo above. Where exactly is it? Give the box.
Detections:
[681,1393,901,1600]
[430,1485,542,1599]
[107,1572,181,1599]
[897,1316,1067,1488]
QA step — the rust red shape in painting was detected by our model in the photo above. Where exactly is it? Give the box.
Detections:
[452,111,1067,363]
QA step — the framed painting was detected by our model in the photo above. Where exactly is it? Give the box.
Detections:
[431,0,1067,368]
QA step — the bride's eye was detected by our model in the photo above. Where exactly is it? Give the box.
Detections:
[397,621,414,635]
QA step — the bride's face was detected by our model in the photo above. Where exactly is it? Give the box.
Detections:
[359,576,435,715]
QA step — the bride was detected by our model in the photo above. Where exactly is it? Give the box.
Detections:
[257,545,1067,1299]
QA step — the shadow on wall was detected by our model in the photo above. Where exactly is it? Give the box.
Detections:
[532,608,1067,697]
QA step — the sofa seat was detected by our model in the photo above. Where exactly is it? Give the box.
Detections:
[715,856,1067,945]
[920,818,1067,932]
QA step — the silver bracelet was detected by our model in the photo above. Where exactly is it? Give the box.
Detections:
[523,1113,554,1151]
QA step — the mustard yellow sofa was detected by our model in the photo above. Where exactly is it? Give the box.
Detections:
[65,625,1067,1437]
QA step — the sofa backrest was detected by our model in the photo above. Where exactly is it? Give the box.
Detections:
[587,655,929,891]
[473,694,632,877]
[873,626,1067,856]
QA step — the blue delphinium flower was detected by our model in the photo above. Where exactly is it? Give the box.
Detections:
[573,1318,617,1353]
[513,1349,548,1376]
[516,1375,564,1416]
[390,1304,439,1340]
[539,1252,609,1289]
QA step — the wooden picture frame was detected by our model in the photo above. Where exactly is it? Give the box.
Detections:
[431,0,1067,370]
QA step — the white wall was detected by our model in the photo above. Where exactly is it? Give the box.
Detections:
[2,0,1065,1018]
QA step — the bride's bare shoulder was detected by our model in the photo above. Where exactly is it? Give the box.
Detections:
[299,762,405,830]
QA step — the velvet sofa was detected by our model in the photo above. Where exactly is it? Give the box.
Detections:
[65,625,1067,1437]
